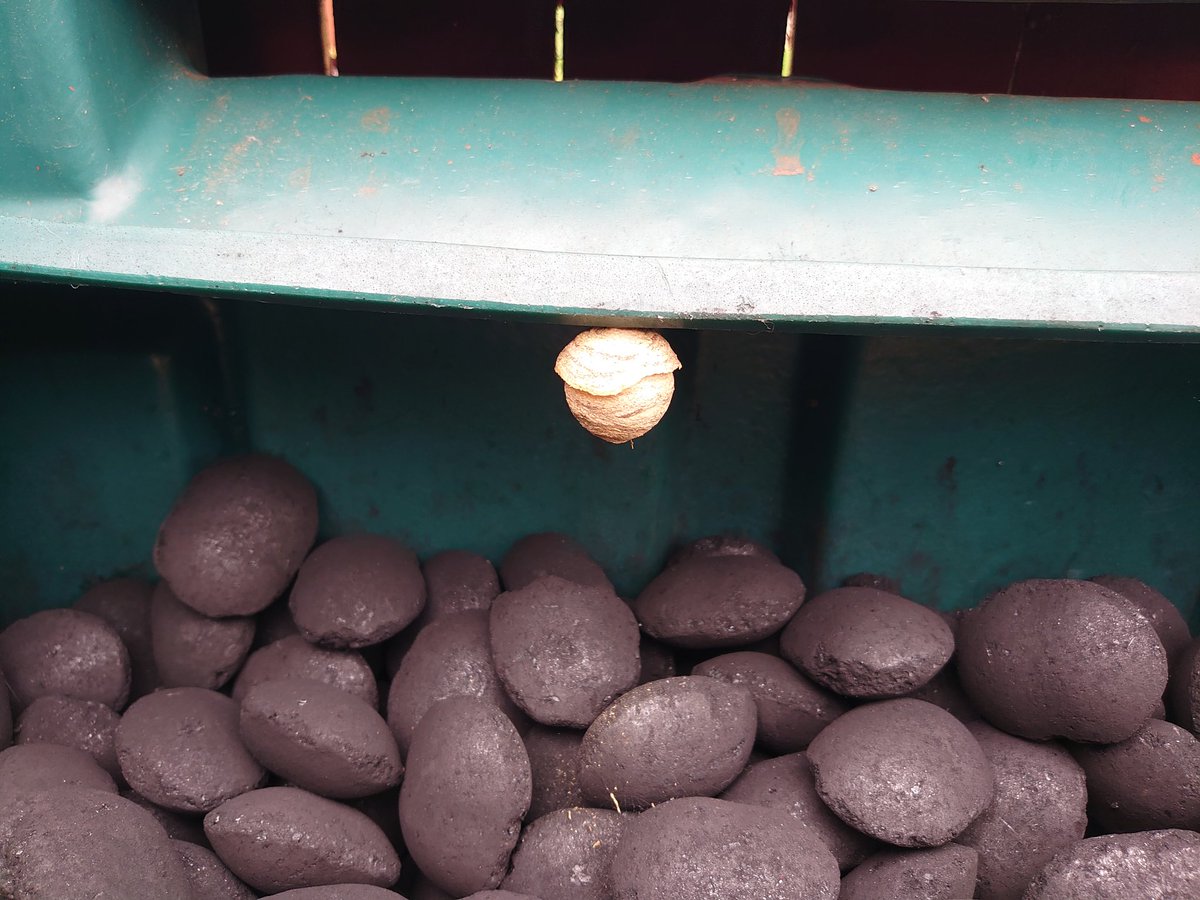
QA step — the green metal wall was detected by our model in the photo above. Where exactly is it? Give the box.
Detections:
[3,285,1197,626]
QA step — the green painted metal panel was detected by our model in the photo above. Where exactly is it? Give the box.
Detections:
[2,0,1200,331]
[816,336,1200,613]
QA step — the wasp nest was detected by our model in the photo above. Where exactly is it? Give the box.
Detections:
[554,328,682,444]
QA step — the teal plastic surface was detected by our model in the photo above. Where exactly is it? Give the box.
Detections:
[3,0,1200,331]
[3,286,1198,629]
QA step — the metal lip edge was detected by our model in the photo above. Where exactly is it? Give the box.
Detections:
[2,218,1199,334]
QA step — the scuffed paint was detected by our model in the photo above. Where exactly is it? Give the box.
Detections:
[361,107,391,133]
[88,170,141,223]
[771,108,805,177]
[773,155,805,176]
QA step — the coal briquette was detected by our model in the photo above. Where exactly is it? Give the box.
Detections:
[74,577,159,698]
[0,742,117,795]
[721,752,877,872]
[490,575,639,728]
[499,533,613,593]
[957,579,1168,743]
[289,534,426,648]
[173,839,257,900]
[839,844,978,900]
[523,725,584,820]
[239,677,402,799]
[0,608,131,710]
[1072,718,1200,833]
[955,722,1087,899]
[577,676,756,810]
[204,786,401,894]
[1024,830,1200,899]
[610,796,840,900]
[780,586,954,698]
[154,454,318,617]
[1090,575,1190,661]
[693,651,847,754]
[0,786,191,899]
[502,807,624,899]
[16,695,121,777]
[116,687,265,813]
[635,555,806,649]
[386,610,523,754]
[806,698,994,847]
[151,581,255,690]
[233,634,379,707]
[399,697,531,896]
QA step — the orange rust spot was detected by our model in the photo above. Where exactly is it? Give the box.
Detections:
[356,184,378,197]
[773,155,805,176]
[1138,115,1152,124]
[205,134,261,193]
[361,107,391,133]
[1192,152,1200,166]
[769,109,806,177]
[776,108,800,142]
[173,64,207,82]
[611,127,639,149]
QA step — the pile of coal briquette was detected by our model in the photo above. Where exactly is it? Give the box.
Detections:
[1,454,1198,899]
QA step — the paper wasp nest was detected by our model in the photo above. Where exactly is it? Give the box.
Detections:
[554,329,682,444]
